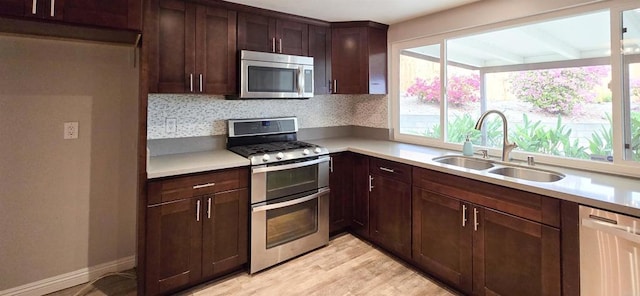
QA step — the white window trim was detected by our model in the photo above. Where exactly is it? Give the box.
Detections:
[390,0,640,178]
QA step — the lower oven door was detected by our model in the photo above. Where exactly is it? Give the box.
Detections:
[250,187,330,274]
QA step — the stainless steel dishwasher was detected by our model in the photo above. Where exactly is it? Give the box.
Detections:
[580,205,640,296]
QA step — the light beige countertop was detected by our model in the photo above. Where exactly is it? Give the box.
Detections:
[147,149,249,179]
[308,137,640,217]
[147,137,640,217]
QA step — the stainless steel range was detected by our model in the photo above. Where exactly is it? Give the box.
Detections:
[227,117,330,274]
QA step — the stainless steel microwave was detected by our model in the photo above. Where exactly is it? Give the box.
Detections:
[238,50,314,99]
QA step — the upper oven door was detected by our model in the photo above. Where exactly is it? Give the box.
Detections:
[251,156,329,204]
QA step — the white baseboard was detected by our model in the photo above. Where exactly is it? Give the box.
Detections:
[0,256,136,296]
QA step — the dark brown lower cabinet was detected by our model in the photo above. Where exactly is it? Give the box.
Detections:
[329,153,353,234]
[146,197,202,295]
[369,168,412,259]
[350,153,370,239]
[412,168,561,296]
[146,188,248,295]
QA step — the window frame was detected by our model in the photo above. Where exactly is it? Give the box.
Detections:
[390,1,640,177]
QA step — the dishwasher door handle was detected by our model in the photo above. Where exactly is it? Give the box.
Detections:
[582,218,640,244]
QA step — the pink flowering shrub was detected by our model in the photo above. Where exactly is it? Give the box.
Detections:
[508,66,609,115]
[405,74,480,107]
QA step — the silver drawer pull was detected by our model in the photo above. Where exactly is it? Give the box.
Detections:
[379,167,395,173]
[50,0,55,17]
[32,0,37,14]
[193,182,215,189]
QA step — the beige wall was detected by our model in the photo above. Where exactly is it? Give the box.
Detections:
[388,0,605,43]
[0,35,138,290]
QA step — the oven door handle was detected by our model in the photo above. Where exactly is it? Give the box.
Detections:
[252,157,329,174]
[252,188,330,212]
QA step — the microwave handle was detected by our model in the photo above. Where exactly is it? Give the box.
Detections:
[298,67,304,95]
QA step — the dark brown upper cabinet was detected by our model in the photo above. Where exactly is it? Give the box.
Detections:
[147,0,237,94]
[331,21,387,95]
[309,24,332,95]
[237,11,308,56]
[0,0,141,30]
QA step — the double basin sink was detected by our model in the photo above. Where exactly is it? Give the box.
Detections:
[432,155,565,182]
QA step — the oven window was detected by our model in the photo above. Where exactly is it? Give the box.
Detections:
[248,66,296,92]
[266,198,318,249]
[266,164,318,199]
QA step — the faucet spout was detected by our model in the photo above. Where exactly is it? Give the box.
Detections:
[474,110,518,162]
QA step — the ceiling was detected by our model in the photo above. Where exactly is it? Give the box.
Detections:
[406,9,640,68]
[223,0,481,25]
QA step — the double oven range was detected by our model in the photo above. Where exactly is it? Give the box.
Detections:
[227,117,330,274]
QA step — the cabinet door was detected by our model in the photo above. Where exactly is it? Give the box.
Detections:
[331,26,367,94]
[202,189,248,279]
[237,12,275,53]
[59,0,141,30]
[309,25,331,95]
[149,0,196,93]
[412,188,472,294]
[351,153,369,238]
[329,153,352,234]
[369,174,411,259]
[473,207,561,296]
[195,5,237,94]
[146,198,202,295]
[276,19,308,55]
[0,0,30,17]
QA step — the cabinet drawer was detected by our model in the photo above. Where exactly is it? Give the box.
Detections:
[369,157,411,183]
[148,167,249,205]
[412,167,560,227]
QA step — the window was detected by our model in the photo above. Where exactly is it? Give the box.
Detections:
[623,9,640,162]
[393,7,640,170]
[398,44,441,138]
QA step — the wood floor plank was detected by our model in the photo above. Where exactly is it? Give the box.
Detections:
[184,234,457,296]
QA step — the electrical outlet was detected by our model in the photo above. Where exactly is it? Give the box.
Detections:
[166,118,177,133]
[64,122,79,139]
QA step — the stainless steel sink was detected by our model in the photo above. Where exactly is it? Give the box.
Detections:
[487,166,565,182]
[432,155,495,170]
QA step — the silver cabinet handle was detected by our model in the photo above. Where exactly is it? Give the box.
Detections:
[279,39,282,53]
[252,188,330,212]
[199,74,203,92]
[379,167,394,173]
[196,200,201,222]
[189,74,193,92]
[473,208,479,231]
[333,80,337,93]
[272,38,276,52]
[329,156,334,173]
[50,0,55,17]
[193,182,215,189]
[369,175,374,192]
[32,0,37,14]
[462,204,467,227]
[207,197,212,219]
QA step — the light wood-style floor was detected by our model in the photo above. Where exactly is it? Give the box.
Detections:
[49,234,457,296]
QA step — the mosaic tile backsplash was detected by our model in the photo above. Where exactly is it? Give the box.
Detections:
[148,94,389,139]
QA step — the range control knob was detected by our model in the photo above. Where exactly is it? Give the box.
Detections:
[276,152,284,160]
[262,154,270,162]
[302,149,310,155]
[314,147,322,154]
